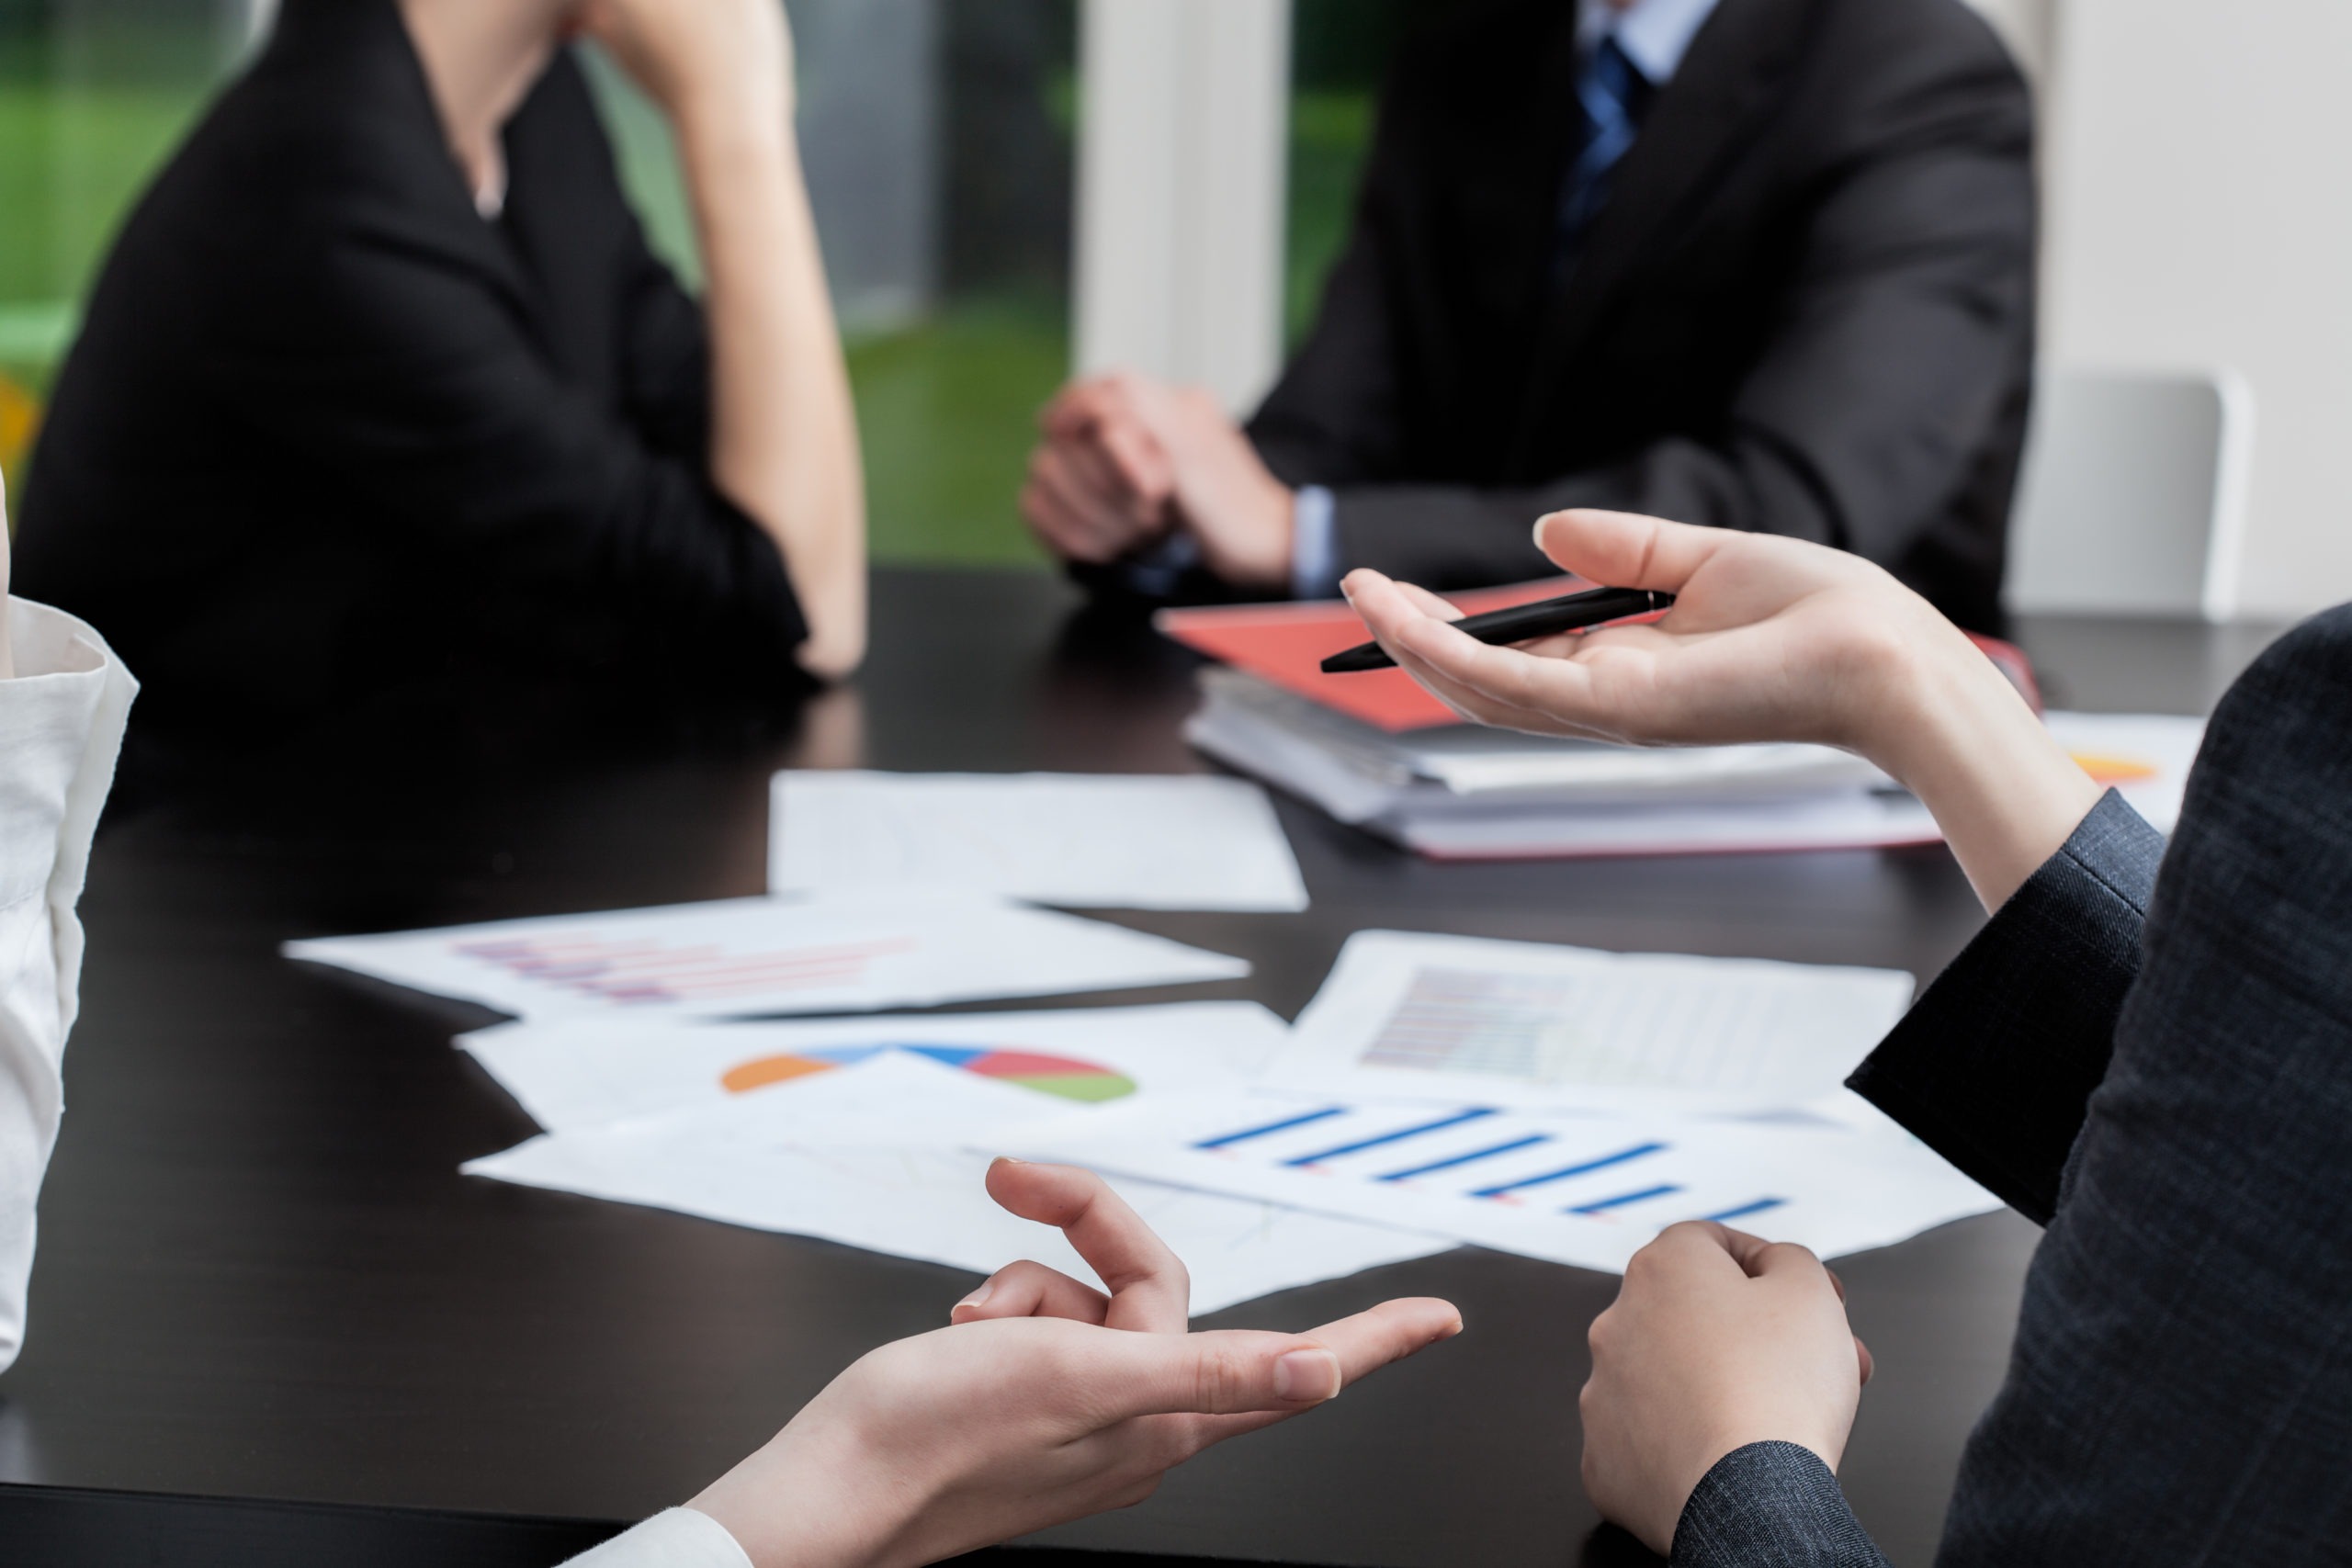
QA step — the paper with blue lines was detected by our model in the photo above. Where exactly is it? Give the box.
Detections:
[1006,1091,1998,1275]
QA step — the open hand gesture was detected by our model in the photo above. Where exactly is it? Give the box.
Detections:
[688,1159,1463,1568]
[1343,509,2105,908]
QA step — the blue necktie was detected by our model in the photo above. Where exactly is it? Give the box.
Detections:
[1557,35,1653,264]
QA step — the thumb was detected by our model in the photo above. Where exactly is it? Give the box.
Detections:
[1532,509,1724,592]
[1092,1329,1345,1422]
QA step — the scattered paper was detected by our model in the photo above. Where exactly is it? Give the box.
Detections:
[1007,1089,1998,1275]
[287,893,1247,1021]
[1261,931,1913,1113]
[2045,711,2204,832]
[770,771,1308,911]
[458,1000,1291,1134]
[466,1054,1452,1314]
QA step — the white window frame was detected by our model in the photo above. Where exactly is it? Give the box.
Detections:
[1072,0,1293,416]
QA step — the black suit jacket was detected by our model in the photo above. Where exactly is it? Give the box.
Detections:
[15,0,805,743]
[1673,604,2352,1563]
[1247,0,2035,631]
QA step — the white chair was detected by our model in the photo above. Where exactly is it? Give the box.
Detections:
[2005,367,2256,622]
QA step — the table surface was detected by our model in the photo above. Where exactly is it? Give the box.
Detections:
[0,569,2283,1567]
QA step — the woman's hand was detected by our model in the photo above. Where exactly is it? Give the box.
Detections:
[688,1160,1463,1568]
[1579,1223,1872,1557]
[1342,509,1968,755]
[1342,510,2104,909]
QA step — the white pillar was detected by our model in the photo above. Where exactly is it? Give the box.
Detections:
[1073,0,1292,415]
[1961,0,2054,84]
[235,0,279,53]
[2041,0,2352,619]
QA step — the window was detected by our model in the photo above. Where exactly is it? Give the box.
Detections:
[1283,0,1417,349]
[594,0,1078,569]
[0,0,251,500]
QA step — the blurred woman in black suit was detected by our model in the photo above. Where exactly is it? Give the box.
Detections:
[16,0,865,761]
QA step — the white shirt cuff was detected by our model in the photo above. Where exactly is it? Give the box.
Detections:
[1289,484,1340,600]
[560,1507,755,1568]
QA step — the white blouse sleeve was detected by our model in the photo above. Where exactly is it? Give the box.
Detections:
[0,597,136,1375]
[560,1507,756,1568]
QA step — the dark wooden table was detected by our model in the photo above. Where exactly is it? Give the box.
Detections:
[0,569,2282,1567]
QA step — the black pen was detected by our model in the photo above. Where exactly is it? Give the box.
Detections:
[1321,586,1676,673]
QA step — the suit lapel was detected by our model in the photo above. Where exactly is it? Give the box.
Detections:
[1511,0,1818,460]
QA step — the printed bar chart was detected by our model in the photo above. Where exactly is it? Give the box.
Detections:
[457,934,917,1006]
[1017,1090,2001,1275]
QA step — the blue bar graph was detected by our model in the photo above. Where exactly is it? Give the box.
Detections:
[1702,1198,1789,1224]
[1193,1106,1347,1150]
[1378,1134,1553,1183]
[1571,1183,1682,1214]
[1284,1108,1498,1168]
[1471,1141,1667,1199]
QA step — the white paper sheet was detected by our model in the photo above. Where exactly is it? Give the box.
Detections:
[769,771,1308,911]
[1260,931,1913,1113]
[1395,789,1941,860]
[465,1055,1452,1314]
[1006,1089,1999,1275]
[286,893,1248,1021]
[2045,711,2204,831]
[458,1000,1291,1133]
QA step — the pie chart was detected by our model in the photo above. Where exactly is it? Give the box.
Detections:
[719,1043,1138,1103]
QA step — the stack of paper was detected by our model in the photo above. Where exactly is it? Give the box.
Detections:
[1164,597,2208,858]
[1186,667,1929,857]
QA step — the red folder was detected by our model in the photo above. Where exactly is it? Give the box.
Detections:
[1156,580,1585,733]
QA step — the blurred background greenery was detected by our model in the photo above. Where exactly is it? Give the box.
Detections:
[0,0,1413,562]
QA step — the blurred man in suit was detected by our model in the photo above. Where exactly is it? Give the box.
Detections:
[17,0,867,785]
[1022,0,2035,632]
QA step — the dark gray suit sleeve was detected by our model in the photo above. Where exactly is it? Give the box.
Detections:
[1846,790,2163,1224]
[1664,614,2352,1568]
[1671,1443,1891,1568]
[1927,607,2352,1565]
[1652,798,2161,1568]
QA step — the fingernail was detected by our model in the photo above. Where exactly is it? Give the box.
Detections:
[993,1155,1025,1167]
[1274,1348,1342,1403]
[953,1281,992,1314]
